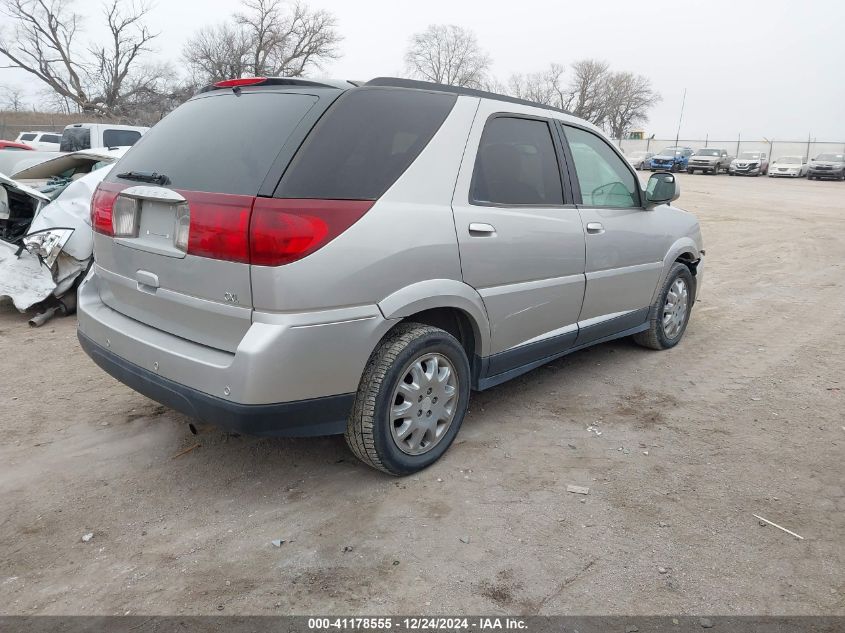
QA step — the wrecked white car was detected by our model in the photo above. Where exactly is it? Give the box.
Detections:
[0,148,126,325]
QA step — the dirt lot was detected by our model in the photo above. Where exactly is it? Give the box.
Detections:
[1,174,843,616]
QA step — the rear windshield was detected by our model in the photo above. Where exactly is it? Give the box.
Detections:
[61,127,91,151]
[277,88,457,199]
[108,92,319,195]
[103,129,142,147]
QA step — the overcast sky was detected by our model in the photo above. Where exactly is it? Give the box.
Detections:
[2,0,844,141]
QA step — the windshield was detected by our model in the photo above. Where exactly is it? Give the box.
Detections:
[695,149,721,157]
[739,152,761,160]
[815,154,845,162]
[776,157,801,164]
[659,147,681,155]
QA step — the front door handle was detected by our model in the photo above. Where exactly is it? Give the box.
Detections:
[469,222,496,236]
[586,222,605,235]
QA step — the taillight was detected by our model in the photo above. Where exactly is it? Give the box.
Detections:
[91,182,128,236]
[249,199,373,266]
[91,183,371,266]
[184,192,254,263]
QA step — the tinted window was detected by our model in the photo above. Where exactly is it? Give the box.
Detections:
[565,126,639,208]
[60,127,91,151]
[471,117,563,206]
[109,92,318,195]
[277,88,456,199]
[20,133,36,141]
[103,129,142,147]
[41,134,60,143]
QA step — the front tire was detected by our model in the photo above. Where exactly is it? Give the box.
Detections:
[633,262,694,350]
[345,323,470,476]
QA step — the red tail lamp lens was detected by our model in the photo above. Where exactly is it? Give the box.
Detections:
[249,199,373,266]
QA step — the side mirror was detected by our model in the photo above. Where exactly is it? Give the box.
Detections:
[645,172,679,208]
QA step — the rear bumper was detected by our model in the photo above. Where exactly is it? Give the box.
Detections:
[77,265,396,435]
[808,169,844,179]
[79,331,352,436]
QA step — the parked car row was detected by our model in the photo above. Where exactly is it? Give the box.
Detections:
[624,146,845,180]
[8,123,148,153]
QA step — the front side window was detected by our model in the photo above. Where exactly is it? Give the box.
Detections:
[564,125,639,208]
[20,133,36,141]
[471,117,563,206]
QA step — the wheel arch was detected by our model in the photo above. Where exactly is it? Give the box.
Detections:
[650,237,702,304]
[377,279,492,361]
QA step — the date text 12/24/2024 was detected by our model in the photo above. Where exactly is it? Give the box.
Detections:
[308,618,528,631]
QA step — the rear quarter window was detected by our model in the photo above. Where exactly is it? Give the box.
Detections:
[276,88,457,200]
[61,128,91,152]
[108,92,319,195]
[103,129,142,147]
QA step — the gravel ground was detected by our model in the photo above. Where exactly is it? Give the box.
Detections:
[0,173,843,615]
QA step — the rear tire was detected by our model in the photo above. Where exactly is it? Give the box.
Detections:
[345,323,470,476]
[633,262,694,351]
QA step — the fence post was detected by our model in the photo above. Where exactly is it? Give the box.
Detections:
[736,133,741,157]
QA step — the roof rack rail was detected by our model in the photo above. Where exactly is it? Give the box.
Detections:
[364,77,572,116]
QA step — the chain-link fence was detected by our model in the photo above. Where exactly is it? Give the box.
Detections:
[614,136,845,161]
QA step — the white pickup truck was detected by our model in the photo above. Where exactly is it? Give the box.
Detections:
[0,122,148,176]
[59,122,148,151]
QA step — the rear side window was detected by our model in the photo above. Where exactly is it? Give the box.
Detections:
[20,133,36,141]
[61,128,91,151]
[109,92,318,195]
[103,129,141,147]
[41,134,60,143]
[471,116,564,206]
[277,88,457,200]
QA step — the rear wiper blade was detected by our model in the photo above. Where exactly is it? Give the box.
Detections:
[116,170,170,185]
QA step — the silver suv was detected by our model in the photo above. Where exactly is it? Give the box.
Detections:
[78,77,704,475]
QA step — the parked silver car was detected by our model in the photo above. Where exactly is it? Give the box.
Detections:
[78,77,704,475]
[623,150,654,170]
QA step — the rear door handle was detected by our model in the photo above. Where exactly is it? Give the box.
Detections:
[469,222,496,236]
[586,222,605,235]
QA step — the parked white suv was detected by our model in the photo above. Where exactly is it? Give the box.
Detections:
[15,130,62,151]
[78,77,704,475]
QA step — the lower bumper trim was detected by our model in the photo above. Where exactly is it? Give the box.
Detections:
[78,331,353,437]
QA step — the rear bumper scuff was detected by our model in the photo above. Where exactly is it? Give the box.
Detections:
[78,331,352,437]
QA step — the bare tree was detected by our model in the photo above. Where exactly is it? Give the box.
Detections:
[0,83,26,110]
[603,71,661,140]
[183,0,341,85]
[565,59,612,125]
[89,0,158,116]
[182,23,251,85]
[0,0,160,116]
[507,63,567,108]
[404,24,491,88]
